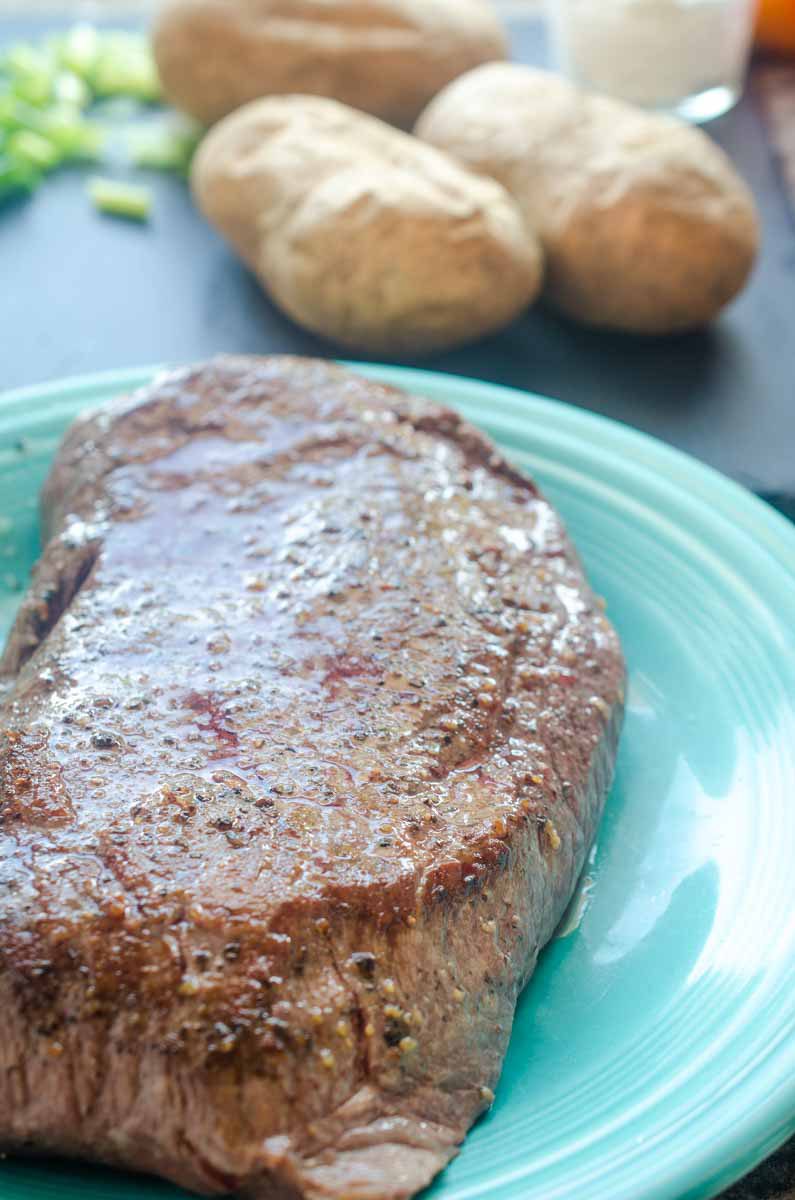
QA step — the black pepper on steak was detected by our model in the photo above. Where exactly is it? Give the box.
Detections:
[0,356,624,1200]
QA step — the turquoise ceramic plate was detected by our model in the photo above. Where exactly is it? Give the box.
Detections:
[0,364,793,1200]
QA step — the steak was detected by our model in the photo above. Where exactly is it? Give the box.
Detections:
[0,357,624,1200]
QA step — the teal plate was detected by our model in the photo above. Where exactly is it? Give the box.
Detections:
[0,364,793,1200]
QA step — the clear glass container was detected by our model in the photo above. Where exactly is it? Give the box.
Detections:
[546,0,758,122]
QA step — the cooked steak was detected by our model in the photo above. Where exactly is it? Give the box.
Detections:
[0,357,624,1200]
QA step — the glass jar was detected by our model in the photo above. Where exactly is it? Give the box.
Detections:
[546,0,758,122]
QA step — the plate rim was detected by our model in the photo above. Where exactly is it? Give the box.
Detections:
[3,359,794,574]
[0,360,793,1200]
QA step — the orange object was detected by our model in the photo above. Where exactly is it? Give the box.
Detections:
[755,0,795,54]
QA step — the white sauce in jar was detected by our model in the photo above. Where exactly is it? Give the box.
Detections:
[548,0,755,110]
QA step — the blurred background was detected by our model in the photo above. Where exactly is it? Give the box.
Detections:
[2,0,793,511]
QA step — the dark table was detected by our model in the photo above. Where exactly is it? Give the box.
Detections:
[1,15,794,518]
[1,12,794,1200]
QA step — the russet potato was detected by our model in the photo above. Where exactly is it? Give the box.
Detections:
[191,95,544,355]
[153,0,508,128]
[416,65,760,334]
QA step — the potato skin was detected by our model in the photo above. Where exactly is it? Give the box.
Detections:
[152,0,508,128]
[191,95,543,356]
[416,64,760,335]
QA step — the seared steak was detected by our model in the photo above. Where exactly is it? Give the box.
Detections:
[0,357,624,1200]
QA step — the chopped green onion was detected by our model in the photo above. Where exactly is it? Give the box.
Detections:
[1,44,55,107]
[91,34,161,103]
[0,152,39,198]
[0,95,101,161]
[0,94,57,137]
[52,24,100,82]
[53,70,91,110]
[88,175,151,220]
[0,25,184,208]
[43,107,104,160]
[128,123,201,174]
[0,94,31,131]
[7,129,60,171]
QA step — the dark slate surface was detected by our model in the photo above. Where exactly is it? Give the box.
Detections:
[1,15,794,509]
